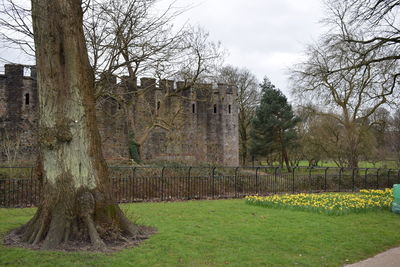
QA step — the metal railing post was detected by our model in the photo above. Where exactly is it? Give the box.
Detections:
[376,168,381,189]
[308,167,313,193]
[0,169,3,206]
[187,167,192,200]
[292,167,296,194]
[324,167,329,192]
[398,169,400,184]
[29,167,33,206]
[118,170,121,203]
[387,169,391,188]
[364,168,369,189]
[161,167,165,201]
[234,167,239,198]
[255,167,260,194]
[212,167,216,198]
[131,167,136,202]
[352,168,356,192]
[274,167,279,194]
[339,167,343,192]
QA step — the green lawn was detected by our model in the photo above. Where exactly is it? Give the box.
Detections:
[296,160,398,168]
[1,199,400,266]
[261,160,399,169]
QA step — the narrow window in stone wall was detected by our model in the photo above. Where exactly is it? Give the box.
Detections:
[25,93,30,105]
[213,104,217,114]
[192,103,196,113]
[157,101,161,110]
[228,104,231,114]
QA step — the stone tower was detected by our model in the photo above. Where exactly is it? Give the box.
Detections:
[0,64,38,161]
[129,78,239,166]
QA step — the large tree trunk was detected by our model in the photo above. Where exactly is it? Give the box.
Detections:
[12,0,139,250]
[282,146,291,173]
[344,122,359,169]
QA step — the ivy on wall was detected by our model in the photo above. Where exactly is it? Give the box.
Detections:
[129,133,141,163]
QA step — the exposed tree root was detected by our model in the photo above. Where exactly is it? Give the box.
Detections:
[4,186,155,252]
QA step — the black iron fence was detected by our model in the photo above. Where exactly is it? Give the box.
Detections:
[1,166,399,208]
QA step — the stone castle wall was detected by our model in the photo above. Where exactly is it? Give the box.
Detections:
[0,65,38,162]
[0,64,239,166]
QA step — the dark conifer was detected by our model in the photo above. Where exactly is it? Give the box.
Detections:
[250,78,299,171]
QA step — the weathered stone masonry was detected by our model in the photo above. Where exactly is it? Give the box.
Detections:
[0,64,38,160]
[0,64,239,166]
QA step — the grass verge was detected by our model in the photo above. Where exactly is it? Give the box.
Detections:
[1,199,400,266]
[263,160,399,169]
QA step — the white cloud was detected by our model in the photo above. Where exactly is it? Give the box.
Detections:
[169,0,326,99]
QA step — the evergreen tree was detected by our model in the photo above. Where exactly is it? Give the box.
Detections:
[250,78,299,171]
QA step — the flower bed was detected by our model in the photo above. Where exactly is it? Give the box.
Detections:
[245,189,393,215]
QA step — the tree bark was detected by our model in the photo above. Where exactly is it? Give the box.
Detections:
[279,131,291,172]
[13,0,139,250]
[282,146,291,172]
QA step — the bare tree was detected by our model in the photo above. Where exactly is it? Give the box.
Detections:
[219,65,260,165]
[290,27,398,168]
[290,0,400,168]
[295,107,377,168]
[11,0,141,250]
[366,107,392,164]
[325,0,400,85]
[294,106,325,166]
[0,0,34,58]
[0,128,21,167]
[85,0,186,81]
[389,109,400,167]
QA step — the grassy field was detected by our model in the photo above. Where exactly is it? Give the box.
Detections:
[296,160,398,169]
[308,161,397,169]
[260,160,399,169]
[1,199,400,266]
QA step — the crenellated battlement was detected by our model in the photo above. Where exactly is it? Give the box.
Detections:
[0,64,36,80]
[0,64,237,96]
[99,72,237,96]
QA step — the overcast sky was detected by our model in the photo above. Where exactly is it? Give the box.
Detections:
[0,0,326,99]
[170,0,326,98]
